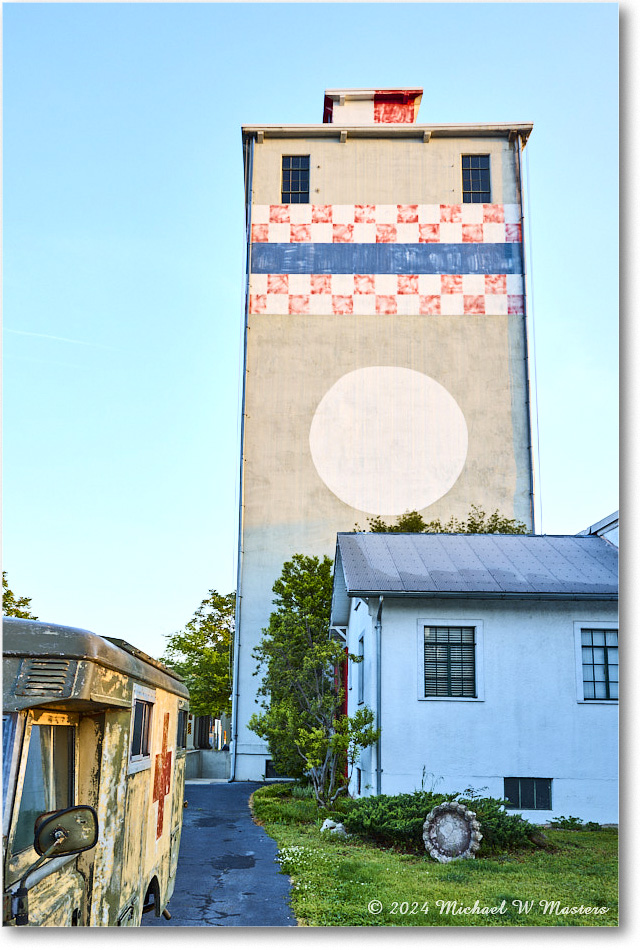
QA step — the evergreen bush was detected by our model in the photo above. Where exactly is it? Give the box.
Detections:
[343,790,537,855]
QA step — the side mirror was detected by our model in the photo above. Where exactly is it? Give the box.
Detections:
[34,805,99,856]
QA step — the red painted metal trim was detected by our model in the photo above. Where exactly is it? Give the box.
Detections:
[374,90,422,101]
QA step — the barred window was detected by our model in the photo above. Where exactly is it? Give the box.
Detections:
[582,629,618,700]
[504,777,552,810]
[462,154,491,203]
[424,626,476,697]
[282,155,310,204]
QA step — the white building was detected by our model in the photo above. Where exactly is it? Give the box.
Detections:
[330,531,618,824]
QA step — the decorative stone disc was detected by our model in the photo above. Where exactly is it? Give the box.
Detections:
[423,802,483,863]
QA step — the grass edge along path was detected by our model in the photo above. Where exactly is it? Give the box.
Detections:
[250,785,618,927]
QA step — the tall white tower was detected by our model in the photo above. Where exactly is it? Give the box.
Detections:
[232,89,534,780]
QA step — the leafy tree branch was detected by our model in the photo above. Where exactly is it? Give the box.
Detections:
[361,504,528,535]
[162,590,235,718]
[3,572,38,619]
[249,554,379,806]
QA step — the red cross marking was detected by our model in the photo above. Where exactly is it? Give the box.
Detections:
[153,713,172,838]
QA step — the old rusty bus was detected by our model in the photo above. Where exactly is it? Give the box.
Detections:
[2,617,190,926]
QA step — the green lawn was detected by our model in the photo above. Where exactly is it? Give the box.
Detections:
[251,785,618,927]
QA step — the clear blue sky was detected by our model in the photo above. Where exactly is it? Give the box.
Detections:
[3,2,620,659]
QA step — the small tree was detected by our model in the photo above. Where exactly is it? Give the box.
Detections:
[3,572,38,619]
[249,554,380,806]
[363,504,528,535]
[162,590,235,718]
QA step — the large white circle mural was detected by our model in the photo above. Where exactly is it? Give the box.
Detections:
[309,366,468,515]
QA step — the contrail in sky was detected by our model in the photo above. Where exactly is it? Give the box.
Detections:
[4,328,116,350]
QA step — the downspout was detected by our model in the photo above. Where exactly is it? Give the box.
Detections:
[229,132,255,782]
[375,595,383,795]
[515,131,536,534]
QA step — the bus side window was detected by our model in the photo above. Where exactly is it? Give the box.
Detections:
[176,709,188,749]
[131,701,152,757]
[13,725,75,854]
[128,684,156,773]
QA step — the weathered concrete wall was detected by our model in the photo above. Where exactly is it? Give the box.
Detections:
[199,750,231,780]
[346,596,618,824]
[184,749,231,780]
[251,136,519,206]
[184,749,201,779]
[235,125,533,780]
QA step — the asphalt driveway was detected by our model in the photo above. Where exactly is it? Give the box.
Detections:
[142,781,296,927]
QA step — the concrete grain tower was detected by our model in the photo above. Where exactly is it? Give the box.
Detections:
[231,89,534,780]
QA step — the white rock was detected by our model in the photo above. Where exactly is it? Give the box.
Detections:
[320,819,347,837]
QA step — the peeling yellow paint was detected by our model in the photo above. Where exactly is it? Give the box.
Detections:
[3,622,189,927]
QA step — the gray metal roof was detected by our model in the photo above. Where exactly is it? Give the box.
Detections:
[331,533,618,625]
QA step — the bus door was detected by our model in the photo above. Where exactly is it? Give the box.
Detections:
[3,710,92,927]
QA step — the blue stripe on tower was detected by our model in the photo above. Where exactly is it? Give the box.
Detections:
[250,243,523,275]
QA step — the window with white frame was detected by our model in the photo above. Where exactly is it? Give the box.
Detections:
[574,622,618,702]
[417,619,484,701]
[128,684,156,773]
[357,636,364,704]
[424,626,476,697]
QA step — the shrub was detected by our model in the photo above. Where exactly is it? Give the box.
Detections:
[343,790,537,856]
[344,791,446,851]
[291,784,317,800]
[260,783,294,798]
[551,815,602,831]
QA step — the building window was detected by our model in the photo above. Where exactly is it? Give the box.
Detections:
[282,155,310,203]
[424,626,476,697]
[462,154,491,203]
[504,777,552,811]
[357,636,364,704]
[581,629,618,700]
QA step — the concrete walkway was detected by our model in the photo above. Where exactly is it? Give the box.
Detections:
[142,781,296,927]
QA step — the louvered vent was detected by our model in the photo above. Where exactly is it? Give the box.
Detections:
[15,658,77,697]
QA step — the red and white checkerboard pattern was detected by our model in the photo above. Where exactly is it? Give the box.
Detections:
[249,203,525,316]
[249,273,525,316]
[250,203,522,245]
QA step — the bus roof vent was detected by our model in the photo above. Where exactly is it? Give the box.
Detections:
[15,657,77,697]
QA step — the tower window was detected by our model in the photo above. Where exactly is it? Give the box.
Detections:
[462,154,491,203]
[282,155,310,204]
